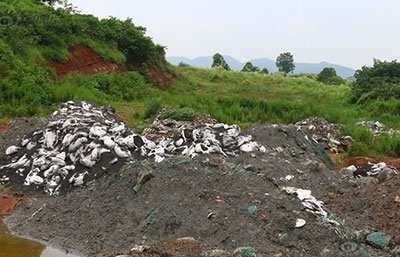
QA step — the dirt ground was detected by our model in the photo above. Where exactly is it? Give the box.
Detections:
[47,44,120,80]
[47,44,174,87]
[1,118,399,256]
[0,193,22,216]
[330,176,400,245]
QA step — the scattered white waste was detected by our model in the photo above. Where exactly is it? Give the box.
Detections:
[0,101,265,195]
[281,175,294,181]
[345,165,358,173]
[283,186,342,226]
[5,146,19,155]
[130,245,150,253]
[0,175,9,184]
[295,218,306,228]
[295,117,354,153]
[356,120,400,137]
[352,162,398,178]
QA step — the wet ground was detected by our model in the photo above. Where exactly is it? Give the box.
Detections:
[1,219,82,257]
[0,219,44,257]
[0,193,81,257]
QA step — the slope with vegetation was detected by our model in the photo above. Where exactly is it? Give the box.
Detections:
[0,0,168,117]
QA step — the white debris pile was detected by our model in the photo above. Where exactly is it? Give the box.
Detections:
[348,162,399,178]
[157,124,266,161]
[0,101,156,195]
[142,109,218,143]
[295,117,354,153]
[356,120,400,137]
[0,101,265,195]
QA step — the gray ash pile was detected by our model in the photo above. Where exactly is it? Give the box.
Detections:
[295,117,354,153]
[0,101,265,195]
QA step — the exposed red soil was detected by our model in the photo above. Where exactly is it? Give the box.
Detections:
[145,61,174,88]
[47,44,174,87]
[346,156,379,167]
[0,193,22,216]
[0,120,10,132]
[346,156,400,168]
[383,157,400,168]
[47,44,119,80]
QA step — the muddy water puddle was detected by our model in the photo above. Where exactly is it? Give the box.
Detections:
[0,219,80,257]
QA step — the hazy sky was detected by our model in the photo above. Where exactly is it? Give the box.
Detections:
[68,0,400,69]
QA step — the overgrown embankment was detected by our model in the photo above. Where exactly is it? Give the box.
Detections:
[0,0,169,117]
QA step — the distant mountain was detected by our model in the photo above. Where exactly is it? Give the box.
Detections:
[167,56,355,79]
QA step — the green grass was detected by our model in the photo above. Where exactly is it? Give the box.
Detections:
[161,107,197,121]
[0,185,6,193]
[1,63,399,159]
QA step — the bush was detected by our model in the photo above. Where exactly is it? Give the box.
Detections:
[178,62,191,68]
[259,68,269,74]
[326,75,345,85]
[161,107,197,121]
[144,101,162,119]
[317,68,344,85]
[351,59,400,103]
[241,62,260,72]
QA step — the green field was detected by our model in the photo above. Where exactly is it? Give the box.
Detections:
[28,66,397,159]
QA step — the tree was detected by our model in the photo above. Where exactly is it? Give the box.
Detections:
[276,52,295,74]
[317,67,344,85]
[241,62,260,72]
[178,62,190,68]
[318,67,337,81]
[211,53,231,70]
[351,59,400,103]
[259,68,269,74]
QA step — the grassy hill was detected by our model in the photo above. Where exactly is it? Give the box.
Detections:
[0,0,166,116]
[0,0,399,159]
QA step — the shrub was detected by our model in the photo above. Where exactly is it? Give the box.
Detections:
[178,62,191,68]
[0,185,6,193]
[241,62,260,72]
[351,59,400,103]
[144,101,162,119]
[161,107,197,121]
[317,68,344,85]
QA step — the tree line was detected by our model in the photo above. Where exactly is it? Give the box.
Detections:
[208,52,344,85]
[208,52,295,75]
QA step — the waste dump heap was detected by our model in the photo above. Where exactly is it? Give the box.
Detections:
[2,102,400,257]
[0,101,265,195]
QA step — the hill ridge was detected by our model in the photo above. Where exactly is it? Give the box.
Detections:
[167,55,355,78]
